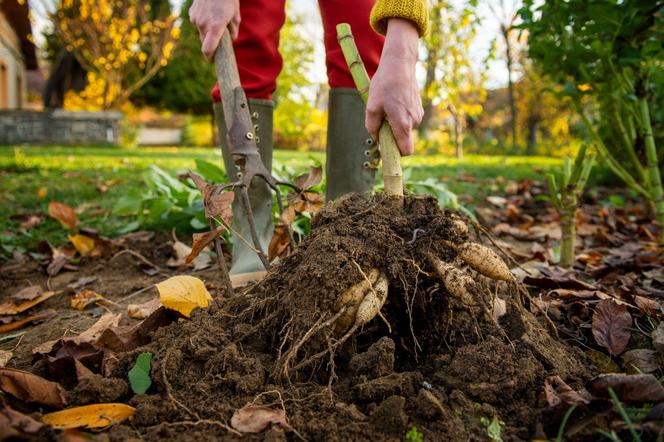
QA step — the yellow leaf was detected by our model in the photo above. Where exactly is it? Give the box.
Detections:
[69,235,96,257]
[42,403,135,429]
[37,187,48,199]
[155,275,212,318]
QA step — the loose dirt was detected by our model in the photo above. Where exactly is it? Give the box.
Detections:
[95,194,591,441]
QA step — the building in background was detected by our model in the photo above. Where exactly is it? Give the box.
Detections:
[0,0,38,109]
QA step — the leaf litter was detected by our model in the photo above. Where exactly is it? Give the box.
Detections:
[0,178,662,440]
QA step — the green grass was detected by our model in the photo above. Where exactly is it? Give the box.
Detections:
[0,145,564,259]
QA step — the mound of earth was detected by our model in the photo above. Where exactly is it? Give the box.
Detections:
[60,195,596,440]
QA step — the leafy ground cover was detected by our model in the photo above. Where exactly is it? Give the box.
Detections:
[0,145,569,260]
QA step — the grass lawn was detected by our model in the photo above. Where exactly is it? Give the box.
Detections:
[0,145,565,258]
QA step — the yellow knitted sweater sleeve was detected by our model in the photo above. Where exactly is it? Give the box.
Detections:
[370,0,429,37]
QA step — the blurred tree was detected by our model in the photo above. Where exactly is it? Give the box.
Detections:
[132,0,216,115]
[51,0,178,110]
[421,0,486,159]
[488,0,523,150]
[521,0,664,239]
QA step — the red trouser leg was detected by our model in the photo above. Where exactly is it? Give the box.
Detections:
[211,0,286,102]
[319,0,384,87]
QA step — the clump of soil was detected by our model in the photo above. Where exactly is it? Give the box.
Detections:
[107,194,591,441]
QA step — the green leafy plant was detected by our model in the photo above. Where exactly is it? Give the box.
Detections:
[520,0,664,241]
[548,145,595,267]
[405,426,424,442]
[481,416,504,442]
[128,352,153,394]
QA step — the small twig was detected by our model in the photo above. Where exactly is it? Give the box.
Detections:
[209,219,234,298]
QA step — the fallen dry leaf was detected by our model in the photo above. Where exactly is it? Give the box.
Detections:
[167,239,212,270]
[0,399,47,439]
[69,235,96,257]
[11,285,43,302]
[587,374,664,403]
[0,310,57,334]
[293,166,323,190]
[592,299,631,356]
[0,291,57,315]
[42,403,136,429]
[543,375,590,410]
[156,275,212,317]
[188,172,235,220]
[127,298,160,320]
[45,341,105,385]
[48,201,78,229]
[70,290,108,311]
[74,314,122,344]
[0,367,66,408]
[186,228,225,265]
[621,349,660,374]
[230,404,293,433]
[268,223,291,261]
[0,351,12,367]
[95,307,182,352]
[66,276,98,294]
[491,297,507,322]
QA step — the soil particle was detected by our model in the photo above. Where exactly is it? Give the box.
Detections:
[414,388,445,419]
[369,395,408,436]
[349,336,395,379]
[67,374,128,405]
[353,371,422,402]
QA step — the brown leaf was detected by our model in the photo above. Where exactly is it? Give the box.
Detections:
[167,240,211,271]
[621,349,660,374]
[45,341,104,386]
[0,351,12,367]
[0,367,66,407]
[634,295,661,313]
[95,307,182,352]
[10,213,43,230]
[592,299,631,356]
[0,309,57,334]
[0,399,47,439]
[587,374,664,403]
[66,276,98,294]
[231,405,293,433]
[543,375,590,409]
[524,275,596,291]
[12,286,44,302]
[187,172,234,220]
[127,298,160,320]
[70,290,107,310]
[293,166,323,190]
[73,314,122,344]
[0,291,57,315]
[268,224,291,261]
[186,228,225,264]
[48,201,78,229]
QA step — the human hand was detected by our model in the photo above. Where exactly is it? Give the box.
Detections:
[189,0,241,61]
[365,18,423,156]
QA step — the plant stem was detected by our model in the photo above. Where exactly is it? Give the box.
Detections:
[560,207,576,268]
[639,98,664,242]
[336,23,403,197]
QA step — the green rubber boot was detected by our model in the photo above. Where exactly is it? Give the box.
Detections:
[214,99,274,275]
[325,88,380,201]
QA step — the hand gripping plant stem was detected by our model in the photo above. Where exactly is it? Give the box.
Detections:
[336,23,404,198]
[547,145,595,268]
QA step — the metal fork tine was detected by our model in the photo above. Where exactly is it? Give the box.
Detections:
[238,186,271,270]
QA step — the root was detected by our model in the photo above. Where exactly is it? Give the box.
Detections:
[162,348,200,420]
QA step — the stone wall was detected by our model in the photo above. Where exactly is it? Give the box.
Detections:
[0,110,123,145]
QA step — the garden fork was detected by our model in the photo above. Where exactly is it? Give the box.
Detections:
[214,31,298,270]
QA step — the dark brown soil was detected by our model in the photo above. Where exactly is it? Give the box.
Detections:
[0,194,595,441]
[93,194,593,441]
